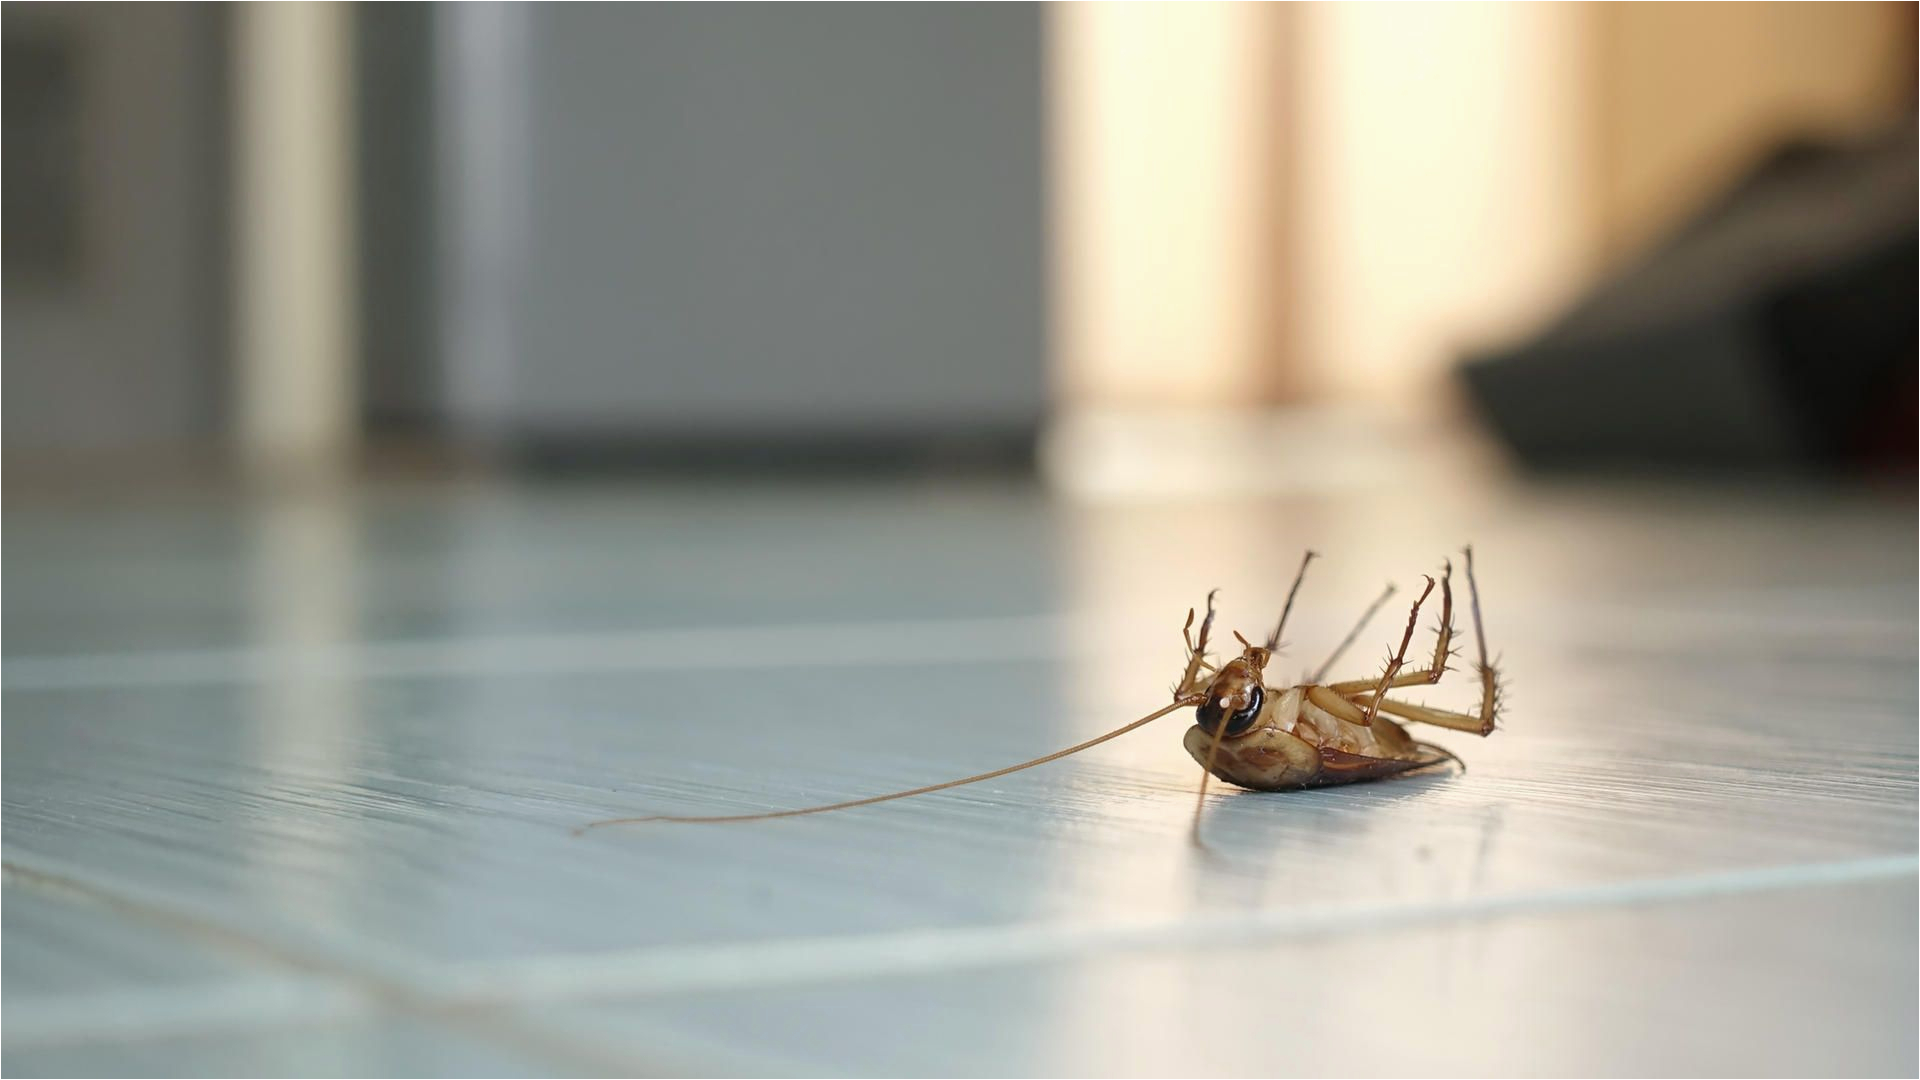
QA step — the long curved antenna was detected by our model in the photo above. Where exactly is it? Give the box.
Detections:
[1311,583,1397,683]
[576,698,1202,832]
[1264,550,1319,650]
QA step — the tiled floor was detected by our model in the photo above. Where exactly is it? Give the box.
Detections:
[5,467,1915,1076]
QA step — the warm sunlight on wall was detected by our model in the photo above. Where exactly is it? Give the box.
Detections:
[234,2,357,481]
[1290,2,1590,403]
[1048,1,1914,412]
[1593,2,1915,264]
[1048,3,1291,409]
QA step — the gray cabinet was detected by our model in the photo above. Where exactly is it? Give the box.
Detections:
[431,6,1048,455]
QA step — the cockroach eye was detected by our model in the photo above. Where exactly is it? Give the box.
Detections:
[1196,684,1264,738]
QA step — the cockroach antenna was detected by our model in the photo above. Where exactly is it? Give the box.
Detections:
[574,698,1200,832]
[1311,582,1397,684]
[1264,549,1318,651]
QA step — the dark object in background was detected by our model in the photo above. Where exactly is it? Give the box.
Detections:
[1,5,230,460]
[3,27,84,288]
[1460,125,1917,476]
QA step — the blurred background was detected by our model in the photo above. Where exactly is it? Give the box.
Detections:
[4,2,1913,488]
[4,4,1916,1077]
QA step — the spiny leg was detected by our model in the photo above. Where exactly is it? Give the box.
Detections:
[1463,544,1501,729]
[1310,582,1397,683]
[1264,550,1319,651]
[1357,575,1435,726]
[1174,589,1220,699]
[1345,546,1501,736]
[1327,559,1455,693]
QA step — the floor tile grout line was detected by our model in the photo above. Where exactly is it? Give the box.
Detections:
[0,858,677,1073]
[438,853,1920,1003]
[3,981,809,1077]
[1,614,1075,691]
[2,980,375,1051]
[7,851,1912,1049]
[5,605,1912,692]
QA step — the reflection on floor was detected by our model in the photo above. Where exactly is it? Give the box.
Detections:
[5,467,1915,1075]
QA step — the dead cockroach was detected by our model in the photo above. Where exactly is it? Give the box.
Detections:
[579,547,1503,835]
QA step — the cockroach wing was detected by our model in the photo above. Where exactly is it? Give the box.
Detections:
[1308,746,1450,786]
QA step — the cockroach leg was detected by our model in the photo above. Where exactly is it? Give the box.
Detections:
[1305,684,1370,725]
[1344,693,1494,735]
[1356,576,1435,726]
[1181,607,1208,662]
[1326,560,1454,692]
[1310,582,1397,684]
[1463,543,1502,731]
[1174,589,1221,699]
[1342,547,1501,736]
[1263,549,1319,651]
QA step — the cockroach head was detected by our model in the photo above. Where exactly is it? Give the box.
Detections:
[1228,630,1272,674]
[1194,645,1269,738]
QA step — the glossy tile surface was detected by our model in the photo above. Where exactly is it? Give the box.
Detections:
[6,472,1915,1075]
